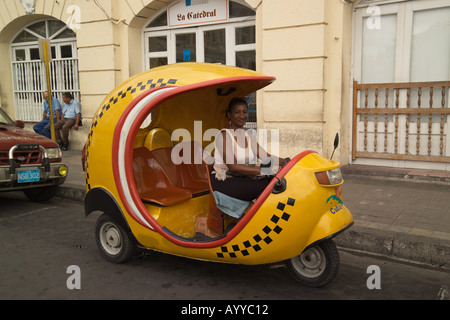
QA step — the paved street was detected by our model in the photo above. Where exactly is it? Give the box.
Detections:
[0,192,448,301]
[58,150,450,269]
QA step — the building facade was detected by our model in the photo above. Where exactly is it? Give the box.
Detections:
[0,0,449,170]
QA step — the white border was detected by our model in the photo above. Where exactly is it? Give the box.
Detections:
[117,87,177,229]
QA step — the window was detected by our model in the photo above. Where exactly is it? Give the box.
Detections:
[204,29,226,64]
[148,36,167,52]
[10,19,79,121]
[355,0,450,113]
[14,49,26,61]
[235,26,255,45]
[143,0,256,69]
[176,32,197,63]
[353,0,450,166]
[229,1,256,18]
[146,12,168,28]
[143,0,257,127]
[354,0,450,84]
[410,7,450,82]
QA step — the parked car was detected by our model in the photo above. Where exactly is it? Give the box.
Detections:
[0,107,68,201]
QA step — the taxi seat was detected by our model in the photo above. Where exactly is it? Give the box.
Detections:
[172,141,210,196]
[142,129,209,196]
[133,144,224,236]
[133,142,210,207]
[133,147,192,207]
[144,128,173,151]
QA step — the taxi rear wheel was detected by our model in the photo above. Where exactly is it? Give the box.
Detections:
[286,239,340,288]
[95,214,137,263]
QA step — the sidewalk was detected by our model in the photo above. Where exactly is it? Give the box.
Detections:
[337,166,450,270]
[58,150,450,270]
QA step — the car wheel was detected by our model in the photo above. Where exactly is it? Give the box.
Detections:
[286,239,340,288]
[95,214,137,263]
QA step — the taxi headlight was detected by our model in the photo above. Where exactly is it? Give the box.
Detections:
[47,147,62,160]
[315,168,343,185]
[327,168,343,185]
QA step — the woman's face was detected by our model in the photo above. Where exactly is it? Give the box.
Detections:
[228,102,248,129]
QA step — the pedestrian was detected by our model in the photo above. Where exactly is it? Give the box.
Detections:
[55,92,81,151]
[33,91,61,139]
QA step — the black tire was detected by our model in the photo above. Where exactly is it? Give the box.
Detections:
[23,186,58,202]
[95,214,137,263]
[286,239,340,288]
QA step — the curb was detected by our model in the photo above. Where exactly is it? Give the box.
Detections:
[55,184,85,203]
[334,225,450,270]
[341,165,450,185]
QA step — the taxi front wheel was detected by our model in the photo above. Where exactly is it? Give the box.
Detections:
[286,239,340,288]
[95,214,137,263]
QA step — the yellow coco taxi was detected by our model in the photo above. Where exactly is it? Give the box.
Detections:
[83,63,353,287]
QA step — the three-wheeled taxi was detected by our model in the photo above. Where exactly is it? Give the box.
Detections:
[83,63,353,287]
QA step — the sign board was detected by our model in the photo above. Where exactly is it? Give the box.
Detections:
[38,38,56,141]
[168,0,229,28]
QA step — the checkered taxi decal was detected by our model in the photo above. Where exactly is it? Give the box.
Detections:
[216,198,295,259]
[90,78,178,135]
[84,78,178,190]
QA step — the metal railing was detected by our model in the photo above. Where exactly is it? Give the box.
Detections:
[11,58,80,121]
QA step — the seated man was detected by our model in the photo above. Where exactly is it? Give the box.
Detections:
[55,92,81,151]
[33,91,61,139]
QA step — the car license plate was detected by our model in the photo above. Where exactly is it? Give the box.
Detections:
[17,170,40,183]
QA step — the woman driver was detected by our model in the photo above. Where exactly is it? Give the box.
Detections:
[211,98,285,201]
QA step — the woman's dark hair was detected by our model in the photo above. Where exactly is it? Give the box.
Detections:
[226,97,248,119]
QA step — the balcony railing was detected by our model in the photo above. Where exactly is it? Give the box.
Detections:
[352,80,450,163]
[11,59,80,122]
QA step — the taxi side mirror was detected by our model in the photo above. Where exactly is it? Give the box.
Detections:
[330,133,339,160]
[334,133,339,149]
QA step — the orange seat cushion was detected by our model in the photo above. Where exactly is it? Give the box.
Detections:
[133,147,192,207]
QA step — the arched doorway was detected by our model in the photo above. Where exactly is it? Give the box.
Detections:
[10,19,80,121]
[143,0,255,69]
[142,0,257,128]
